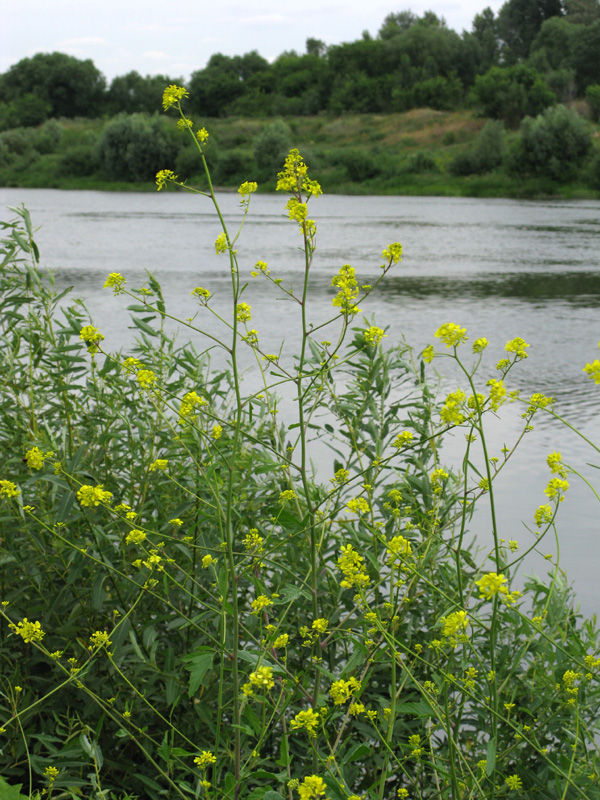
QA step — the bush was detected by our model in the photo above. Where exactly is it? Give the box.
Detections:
[511,104,591,182]
[340,148,381,181]
[473,64,556,127]
[95,113,178,182]
[59,144,98,177]
[33,119,63,155]
[584,150,600,189]
[253,119,292,175]
[450,120,506,176]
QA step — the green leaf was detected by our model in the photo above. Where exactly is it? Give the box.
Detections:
[181,647,214,697]
[343,742,371,763]
[0,775,28,800]
[131,317,158,336]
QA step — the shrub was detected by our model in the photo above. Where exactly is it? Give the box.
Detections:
[450,120,505,176]
[33,119,63,155]
[253,119,292,175]
[472,64,556,127]
[59,144,98,177]
[511,104,591,182]
[95,113,178,182]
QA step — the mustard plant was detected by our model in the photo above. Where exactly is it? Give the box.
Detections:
[1,86,600,800]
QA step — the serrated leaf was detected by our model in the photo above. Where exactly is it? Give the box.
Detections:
[181,647,214,697]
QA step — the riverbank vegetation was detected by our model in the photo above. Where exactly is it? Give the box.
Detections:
[1,87,600,799]
[1,1,600,197]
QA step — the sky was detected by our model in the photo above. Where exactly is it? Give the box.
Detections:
[1,0,504,82]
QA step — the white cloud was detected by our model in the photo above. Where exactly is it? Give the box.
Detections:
[141,50,172,60]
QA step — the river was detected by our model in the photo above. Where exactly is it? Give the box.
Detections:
[1,188,599,615]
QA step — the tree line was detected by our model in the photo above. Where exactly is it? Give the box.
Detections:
[1,0,600,132]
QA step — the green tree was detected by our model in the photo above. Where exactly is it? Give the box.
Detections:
[95,114,177,182]
[0,52,105,118]
[0,93,51,131]
[472,64,556,126]
[471,7,501,71]
[497,0,565,61]
[253,119,292,177]
[511,103,591,180]
[107,71,181,115]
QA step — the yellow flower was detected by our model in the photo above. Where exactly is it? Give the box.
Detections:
[162,84,189,110]
[202,554,217,569]
[249,665,274,690]
[440,610,468,638]
[251,595,273,615]
[274,633,289,648]
[44,766,59,782]
[103,272,126,292]
[544,477,569,500]
[337,544,370,589]
[393,431,413,449]
[583,358,600,384]
[191,286,211,301]
[215,232,228,254]
[505,775,523,791]
[331,264,361,315]
[363,326,386,346]
[298,775,329,799]
[238,181,258,197]
[472,337,488,353]
[10,618,45,643]
[79,325,104,354]
[196,127,209,143]
[126,530,146,545]
[77,484,113,507]
[476,572,507,599]
[329,677,361,704]
[155,169,177,190]
[422,345,435,363]
[346,497,370,515]
[236,302,252,322]
[290,709,321,736]
[382,242,403,265]
[505,337,529,359]
[279,489,296,505]
[89,631,112,649]
[137,369,156,389]
[0,479,20,498]
[149,459,168,472]
[312,618,329,634]
[435,323,467,348]
[194,750,216,769]
[211,424,223,440]
[25,446,44,470]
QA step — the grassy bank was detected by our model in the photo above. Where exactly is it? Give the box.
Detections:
[1,108,599,198]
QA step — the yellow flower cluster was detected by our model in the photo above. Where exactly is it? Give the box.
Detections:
[9,618,45,643]
[487,378,506,411]
[346,497,370,515]
[505,337,530,359]
[155,169,177,190]
[79,325,104,354]
[337,544,370,589]
[544,477,569,500]
[89,631,112,648]
[475,572,520,604]
[382,242,403,266]
[191,287,211,302]
[363,325,386,346]
[276,149,322,197]
[251,595,273,615]
[472,337,489,353]
[162,84,189,110]
[25,446,52,470]
[149,459,168,472]
[215,232,228,254]
[137,369,156,389]
[440,610,468,638]
[386,535,412,567]
[126,530,146,545]
[236,303,252,322]
[329,676,361,705]
[435,323,468,348]
[393,431,413,449]
[179,391,207,424]
[103,272,126,292]
[290,708,321,736]
[331,265,361,316]
[441,389,466,425]
[194,750,216,769]
[0,479,20,498]
[77,484,113,507]
[297,775,329,799]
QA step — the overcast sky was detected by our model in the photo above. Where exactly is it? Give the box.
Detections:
[1,0,503,82]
